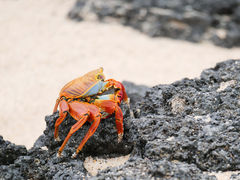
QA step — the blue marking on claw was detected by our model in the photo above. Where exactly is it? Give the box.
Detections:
[97,94,112,100]
[82,81,108,97]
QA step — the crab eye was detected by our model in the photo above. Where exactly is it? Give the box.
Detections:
[97,74,104,80]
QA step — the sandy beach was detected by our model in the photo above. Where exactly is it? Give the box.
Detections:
[0,0,240,177]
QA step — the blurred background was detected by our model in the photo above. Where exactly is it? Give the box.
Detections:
[0,0,239,149]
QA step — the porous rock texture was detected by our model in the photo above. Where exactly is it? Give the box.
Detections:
[68,0,240,48]
[0,136,27,166]
[1,60,240,179]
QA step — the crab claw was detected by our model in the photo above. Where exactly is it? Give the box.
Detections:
[71,152,78,159]
[55,136,61,142]
[57,151,62,158]
[118,133,123,143]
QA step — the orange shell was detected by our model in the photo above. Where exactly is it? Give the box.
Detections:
[59,68,105,98]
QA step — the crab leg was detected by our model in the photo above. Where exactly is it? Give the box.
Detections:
[93,98,124,143]
[115,105,124,142]
[54,99,69,141]
[53,98,60,113]
[57,101,91,156]
[73,104,101,158]
[58,115,88,157]
[57,101,102,157]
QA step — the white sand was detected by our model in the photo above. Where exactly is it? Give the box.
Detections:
[208,171,240,180]
[0,0,240,177]
[84,154,130,176]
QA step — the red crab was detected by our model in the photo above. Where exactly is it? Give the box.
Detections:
[53,68,129,158]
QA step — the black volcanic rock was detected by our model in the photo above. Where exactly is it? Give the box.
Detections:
[1,60,240,179]
[0,136,27,166]
[134,60,240,171]
[0,146,86,180]
[68,0,240,48]
[96,158,216,179]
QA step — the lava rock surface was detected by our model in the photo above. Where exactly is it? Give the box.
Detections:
[0,136,27,166]
[134,60,240,172]
[68,0,240,48]
[1,60,240,179]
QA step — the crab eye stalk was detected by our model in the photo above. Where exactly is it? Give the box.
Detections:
[97,74,105,81]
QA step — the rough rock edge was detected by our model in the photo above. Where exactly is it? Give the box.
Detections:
[68,0,240,48]
[1,60,240,179]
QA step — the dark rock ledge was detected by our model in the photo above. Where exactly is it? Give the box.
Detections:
[68,0,240,48]
[1,60,240,179]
